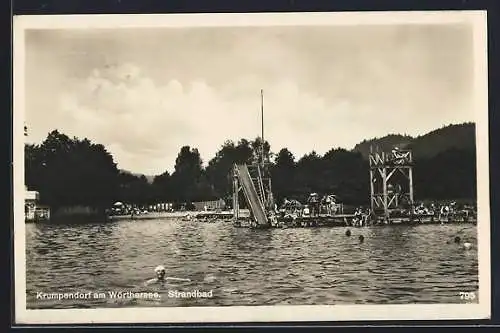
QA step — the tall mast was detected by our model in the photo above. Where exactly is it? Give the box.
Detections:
[260,89,264,167]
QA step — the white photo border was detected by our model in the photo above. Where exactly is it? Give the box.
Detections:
[13,11,490,324]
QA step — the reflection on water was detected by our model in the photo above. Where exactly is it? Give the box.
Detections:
[25,220,478,308]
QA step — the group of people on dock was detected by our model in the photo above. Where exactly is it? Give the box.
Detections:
[279,193,343,219]
[273,193,477,227]
[107,201,175,217]
[411,201,476,220]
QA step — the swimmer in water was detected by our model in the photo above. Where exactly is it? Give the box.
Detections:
[144,265,191,286]
[463,242,473,250]
[450,236,473,250]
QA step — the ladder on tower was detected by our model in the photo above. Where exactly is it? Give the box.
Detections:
[247,164,266,205]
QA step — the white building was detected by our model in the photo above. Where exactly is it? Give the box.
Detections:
[25,186,50,222]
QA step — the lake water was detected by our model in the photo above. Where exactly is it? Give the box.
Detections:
[25,219,478,309]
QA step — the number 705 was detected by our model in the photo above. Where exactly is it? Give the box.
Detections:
[459,292,476,300]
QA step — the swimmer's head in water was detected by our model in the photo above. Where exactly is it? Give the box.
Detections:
[154,265,166,280]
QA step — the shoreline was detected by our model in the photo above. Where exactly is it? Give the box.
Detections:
[107,210,250,221]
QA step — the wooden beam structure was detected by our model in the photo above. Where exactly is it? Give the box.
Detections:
[369,147,414,221]
[231,89,277,228]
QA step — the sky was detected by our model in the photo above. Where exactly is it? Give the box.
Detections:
[24,24,475,175]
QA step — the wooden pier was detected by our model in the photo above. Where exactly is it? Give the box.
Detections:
[276,214,356,227]
[195,210,249,220]
[233,213,476,228]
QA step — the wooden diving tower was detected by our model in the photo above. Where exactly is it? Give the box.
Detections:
[369,146,414,222]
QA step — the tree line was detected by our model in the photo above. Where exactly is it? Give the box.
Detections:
[24,130,477,212]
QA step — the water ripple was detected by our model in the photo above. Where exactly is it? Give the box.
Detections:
[26,220,478,308]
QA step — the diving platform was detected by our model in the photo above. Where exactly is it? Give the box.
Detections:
[369,146,414,221]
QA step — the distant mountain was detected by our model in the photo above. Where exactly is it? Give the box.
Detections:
[352,122,475,160]
[118,169,155,183]
[408,122,476,159]
[352,134,413,159]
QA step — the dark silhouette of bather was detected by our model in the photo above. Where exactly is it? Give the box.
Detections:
[448,236,473,250]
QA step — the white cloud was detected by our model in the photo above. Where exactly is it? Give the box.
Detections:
[56,63,378,174]
[25,26,474,175]
[54,59,473,175]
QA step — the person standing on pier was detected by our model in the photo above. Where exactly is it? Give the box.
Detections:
[266,188,274,212]
[324,195,332,216]
[440,203,450,222]
[354,208,363,227]
[308,193,320,217]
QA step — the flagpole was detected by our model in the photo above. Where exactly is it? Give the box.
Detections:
[261,89,264,167]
